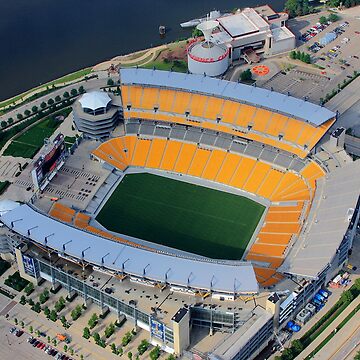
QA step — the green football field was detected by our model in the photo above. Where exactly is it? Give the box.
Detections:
[96,173,265,260]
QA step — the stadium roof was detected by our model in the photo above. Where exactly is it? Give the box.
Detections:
[120,68,336,126]
[280,161,360,278]
[79,91,112,110]
[0,204,258,294]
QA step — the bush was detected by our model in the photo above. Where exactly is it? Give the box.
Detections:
[149,346,161,360]
[137,339,149,355]
[40,101,47,109]
[70,89,78,96]
[47,98,55,105]
[63,91,70,98]
[71,304,82,321]
[8,117,14,124]
[55,95,61,102]
[4,272,30,292]
[104,322,115,338]
[17,113,23,120]
[88,313,98,329]
[83,327,91,339]
[240,69,252,81]
[31,105,38,113]
[121,331,133,346]
[107,78,114,86]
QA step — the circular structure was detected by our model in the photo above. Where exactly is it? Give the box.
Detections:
[187,20,229,77]
[79,91,112,112]
[251,65,270,76]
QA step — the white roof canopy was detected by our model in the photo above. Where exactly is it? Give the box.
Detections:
[79,91,112,111]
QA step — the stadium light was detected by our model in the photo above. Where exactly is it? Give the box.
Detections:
[44,233,55,246]
[165,268,171,282]
[27,225,38,236]
[101,252,110,265]
[121,258,130,273]
[10,218,23,228]
[143,263,150,277]
[62,239,73,252]
[81,246,91,259]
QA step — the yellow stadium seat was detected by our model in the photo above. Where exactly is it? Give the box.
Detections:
[174,143,197,173]
[203,97,224,120]
[235,104,257,127]
[250,243,287,257]
[257,233,292,245]
[160,141,183,171]
[261,222,301,234]
[190,94,207,118]
[202,150,227,181]
[265,113,289,137]
[229,157,256,189]
[132,138,152,167]
[158,89,176,112]
[173,91,192,114]
[252,109,272,133]
[243,162,271,194]
[215,153,241,184]
[257,169,285,199]
[188,147,212,177]
[141,87,159,110]
[221,101,240,124]
[146,138,167,169]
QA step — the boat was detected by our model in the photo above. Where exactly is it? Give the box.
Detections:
[180,10,221,28]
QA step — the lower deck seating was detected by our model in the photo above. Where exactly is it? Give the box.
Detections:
[91,135,324,287]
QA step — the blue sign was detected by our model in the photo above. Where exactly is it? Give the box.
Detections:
[22,254,36,277]
[150,318,165,341]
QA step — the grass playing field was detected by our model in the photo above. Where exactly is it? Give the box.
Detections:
[96,173,265,260]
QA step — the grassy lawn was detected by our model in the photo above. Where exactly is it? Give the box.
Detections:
[96,173,265,259]
[142,59,187,73]
[64,136,77,147]
[3,108,71,158]
[0,67,92,109]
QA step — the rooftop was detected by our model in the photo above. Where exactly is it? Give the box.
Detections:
[79,91,112,111]
[0,203,259,294]
[120,68,336,125]
[280,160,360,278]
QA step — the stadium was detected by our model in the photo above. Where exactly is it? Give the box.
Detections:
[1,68,359,359]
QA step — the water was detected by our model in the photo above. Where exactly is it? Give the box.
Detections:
[0,0,284,101]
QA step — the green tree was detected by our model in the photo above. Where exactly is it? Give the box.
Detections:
[29,325,33,333]
[88,313,98,329]
[63,91,70,98]
[14,318,18,325]
[16,113,23,120]
[47,98,55,105]
[118,347,124,356]
[47,335,51,343]
[240,69,252,82]
[24,282,34,295]
[149,346,161,360]
[8,117,14,124]
[93,332,101,344]
[80,355,84,360]
[284,0,299,17]
[69,348,74,356]
[33,302,41,313]
[304,53,311,64]
[292,339,304,355]
[111,343,117,354]
[52,339,57,346]
[354,350,360,360]
[167,355,176,360]
[28,298,34,306]
[55,95,61,102]
[138,339,150,355]
[104,322,115,338]
[60,315,67,327]
[83,327,91,339]
[107,78,115,86]
[289,50,296,59]
[64,344,68,352]
[341,290,354,304]
[79,86,85,93]
[36,330,41,337]
[44,306,50,318]
[70,88,78,96]
[328,13,339,23]
[192,28,203,37]
[0,120,7,128]
[31,105,38,113]
[40,101,47,109]
[20,295,26,305]
[50,309,57,322]
[281,348,294,360]
[128,352,133,360]
[20,320,24,328]
[319,16,327,25]
[24,109,31,117]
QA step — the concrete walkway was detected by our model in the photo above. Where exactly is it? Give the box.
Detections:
[295,296,360,360]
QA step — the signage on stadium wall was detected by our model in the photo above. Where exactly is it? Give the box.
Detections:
[22,254,37,278]
[150,318,165,341]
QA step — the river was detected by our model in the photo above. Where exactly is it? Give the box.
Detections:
[0,0,285,101]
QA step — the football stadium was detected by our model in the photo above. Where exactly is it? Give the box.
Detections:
[0,67,359,359]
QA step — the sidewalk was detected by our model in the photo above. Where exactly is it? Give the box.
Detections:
[295,296,360,359]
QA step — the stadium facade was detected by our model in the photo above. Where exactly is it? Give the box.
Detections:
[1,68,359,359]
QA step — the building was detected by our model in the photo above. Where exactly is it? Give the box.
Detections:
[187,6,295,76]
[73,91,122,139]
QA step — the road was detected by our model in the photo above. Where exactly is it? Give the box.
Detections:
[0,75,110,131]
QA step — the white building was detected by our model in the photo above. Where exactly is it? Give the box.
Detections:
[187,5,296,76]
